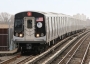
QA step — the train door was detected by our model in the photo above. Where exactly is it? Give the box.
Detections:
[24,17,35,40]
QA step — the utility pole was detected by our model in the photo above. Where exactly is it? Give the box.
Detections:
[8,15,11,50]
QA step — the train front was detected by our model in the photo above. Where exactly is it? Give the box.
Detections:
[13,11,46,54]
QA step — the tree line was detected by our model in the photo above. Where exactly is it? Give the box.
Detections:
[0,12,14,24]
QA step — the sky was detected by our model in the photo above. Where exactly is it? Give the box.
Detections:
[0,0,90,18]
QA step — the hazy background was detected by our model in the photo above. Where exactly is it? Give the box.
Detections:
[0,0,90,23]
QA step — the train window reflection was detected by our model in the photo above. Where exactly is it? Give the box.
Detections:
[27,20,32,28]
[14,19,23,31]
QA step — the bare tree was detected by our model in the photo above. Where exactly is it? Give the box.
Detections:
[10,15,14,24]
[7,14,14,24]
[0,12,11,24]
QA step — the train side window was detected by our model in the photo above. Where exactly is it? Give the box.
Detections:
[56,17,57,21]
[61,17,62,25]
[48,17,50,39]
[59,17,60,22]
[27,20,32,28]
[50,17,52,33]
[61,17,63,25]
[64,17,65,26]
[51,17,52,22]
[51,17,53,37]
[59,17,60,25]
[63,17,64,26]
[54,17,56,35]
[47,17,49,27]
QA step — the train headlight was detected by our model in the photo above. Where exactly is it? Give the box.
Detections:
[37,22,42,28]
[36,34,39,37]
[19,34,23,37]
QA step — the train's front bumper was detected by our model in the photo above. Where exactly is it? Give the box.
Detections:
[13,39,46,44]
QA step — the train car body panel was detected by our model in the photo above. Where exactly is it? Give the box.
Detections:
[24,17,35,40]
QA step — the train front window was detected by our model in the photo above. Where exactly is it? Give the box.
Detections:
[14,19,23,31]
[27,20,32,28]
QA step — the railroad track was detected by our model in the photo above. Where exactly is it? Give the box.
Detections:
[64,34,90,64]
[0,53,21,64]
[7,56,34,64]
[80,42,90,64]
[0,52,34,64]
[53,32,90,64]
[84,42,90,64]
[25,31,88,64]
[15,55,35,64]
[0,31,89,64]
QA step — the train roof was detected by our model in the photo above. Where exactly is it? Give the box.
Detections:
[15,11,86,20]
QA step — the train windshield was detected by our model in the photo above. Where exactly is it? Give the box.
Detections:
[14,19,23,31]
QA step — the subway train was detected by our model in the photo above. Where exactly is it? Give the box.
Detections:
[13,11,90,54]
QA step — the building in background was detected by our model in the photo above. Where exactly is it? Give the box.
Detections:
[73,13,87,21]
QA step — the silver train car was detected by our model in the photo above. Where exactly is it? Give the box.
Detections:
[13,11,90,54]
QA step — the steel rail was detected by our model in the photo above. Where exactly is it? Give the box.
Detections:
[0,53,21,64]
[57,32,89,64]
[80,42,90,64]
[25,32,87,64]
[66,33,90,64]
